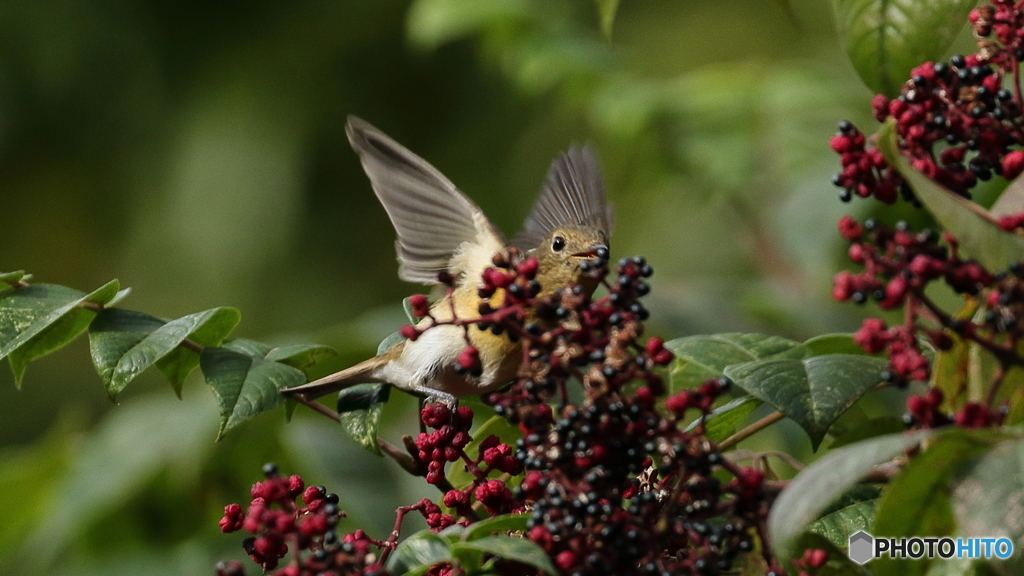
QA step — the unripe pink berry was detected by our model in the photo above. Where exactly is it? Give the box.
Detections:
[1004,151,1024,180]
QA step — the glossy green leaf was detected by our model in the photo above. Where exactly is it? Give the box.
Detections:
[595,0,619,40]
[831,0,974,96]
[725,354,887,449]
[265,343,336,373]
[464,513,529,541]
[200,346,306,439]
[950,437,1024,576]
[386,530,453,576]
[336,383,390,413]
[879,120,1024,270]
[88,309,166,397]
[89,307,241,399]
[154,307,240,396]
[684,395,763,443]
[873,430,1007,576]
[337,383,391,455]
[807,500,876,549]
[667,333,808,392]
[453,535,556,575]
[803,333,867,356]
[1,281,120,388]
[222,337,273,358]
[768,430,930,561]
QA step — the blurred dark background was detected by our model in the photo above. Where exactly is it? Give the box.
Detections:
[0,0,968,573]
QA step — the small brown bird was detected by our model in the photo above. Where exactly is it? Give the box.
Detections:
[282,116,612,406]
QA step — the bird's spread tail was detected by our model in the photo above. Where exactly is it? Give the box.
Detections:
[281,355,390,400]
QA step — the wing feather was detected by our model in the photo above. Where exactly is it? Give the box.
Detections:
[512,145,613,249]
[346,116,504,284]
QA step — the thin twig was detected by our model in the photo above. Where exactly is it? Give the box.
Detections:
[293,394,341,422]
[718,410,785,450]
[986,362,1008,407]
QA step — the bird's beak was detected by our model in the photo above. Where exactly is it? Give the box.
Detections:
[571,243,609,259]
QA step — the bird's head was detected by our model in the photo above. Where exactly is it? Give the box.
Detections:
[531,226,609,293]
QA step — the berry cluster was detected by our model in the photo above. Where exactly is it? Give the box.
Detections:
[509,377,779,576]
[415,402,521,519]
[831,1,1024,204]
[835,213,1024,426]
[217,464,460,576]
[422,256,779,575]
[834,216,1000,385]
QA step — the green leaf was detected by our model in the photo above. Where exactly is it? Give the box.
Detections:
[88,309,167,397]
[337,383,391,413]
[222,337,273,358]
[266,343,336,373]
[464,513,529,541]
[386,530,453,576]
[768,430,930,561]
[402,295,420,323]
[803,333,867,356]
[685,395,763,443]
[873,430,1007,576]
[666,333,808,392]
[831,0,974,96]
[1,281,120,388]
[453,535,556,575]
[89,307,241,399]
[949,437,1024,576]
[990,174,1024,218]
[724,354,888,449]
[879,119,1024,271]
[377,330,405,355]
[807,500,876,549]
[0,271,27,287]
[595,0,619,41]
[154,307,240,395]
[828,415,904,448]
[200,346,306,439]
[337,383,391,455]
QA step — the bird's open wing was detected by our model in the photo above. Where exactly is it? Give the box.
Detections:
[512,145,614,250]
[347,116,505,284]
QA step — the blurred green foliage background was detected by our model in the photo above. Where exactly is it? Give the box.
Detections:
[0,0,971,573]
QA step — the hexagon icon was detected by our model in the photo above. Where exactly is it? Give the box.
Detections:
[848,530,874,565]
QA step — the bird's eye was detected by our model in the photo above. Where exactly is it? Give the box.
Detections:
[552,236,565,251]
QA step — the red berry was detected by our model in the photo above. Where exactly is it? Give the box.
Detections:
[457,346,481,372]
[837,216,862,240]
[409,294,430,317]
[556,551,578,571]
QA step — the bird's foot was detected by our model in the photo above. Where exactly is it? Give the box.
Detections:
[424,390,458,411]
